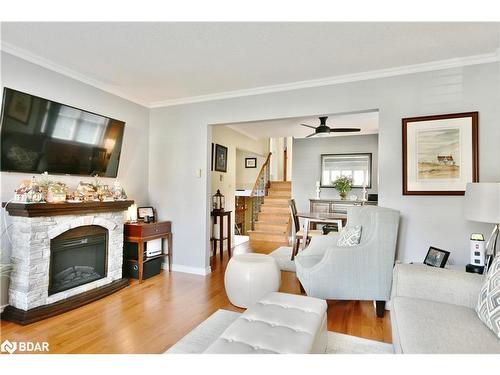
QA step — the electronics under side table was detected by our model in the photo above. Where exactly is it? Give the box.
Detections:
[124,221,172,283]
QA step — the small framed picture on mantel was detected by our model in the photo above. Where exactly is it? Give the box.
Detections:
[402,112,479,196]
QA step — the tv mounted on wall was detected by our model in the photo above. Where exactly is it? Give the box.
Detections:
[0,88,125,177]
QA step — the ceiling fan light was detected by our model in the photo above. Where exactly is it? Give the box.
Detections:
[314,132,330,138]
[316,126,330,135]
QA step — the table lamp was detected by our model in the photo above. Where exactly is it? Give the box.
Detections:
[464,182,500,273]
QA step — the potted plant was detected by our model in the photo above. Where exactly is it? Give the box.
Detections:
[333,176,352,200]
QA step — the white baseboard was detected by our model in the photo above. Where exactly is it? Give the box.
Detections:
[161,263,211,275]
[0,304,7,313]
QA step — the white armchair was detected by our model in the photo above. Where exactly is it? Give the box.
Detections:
[295,206,400,316]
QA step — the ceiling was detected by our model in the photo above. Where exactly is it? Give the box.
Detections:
[1,22,499,107]
[225,111,379,139]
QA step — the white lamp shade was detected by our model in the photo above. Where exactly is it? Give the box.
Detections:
[464,183,500,223]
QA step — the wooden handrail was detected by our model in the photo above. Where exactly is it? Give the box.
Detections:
[251,152,272,196]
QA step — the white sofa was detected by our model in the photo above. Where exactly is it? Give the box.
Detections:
[391,263,500,354]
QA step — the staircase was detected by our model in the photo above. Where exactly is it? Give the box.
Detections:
[248,181,291,247]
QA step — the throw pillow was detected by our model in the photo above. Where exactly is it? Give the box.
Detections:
[336,225,362,247]
[476,255,500,339]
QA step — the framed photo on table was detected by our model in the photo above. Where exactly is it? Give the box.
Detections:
[402,112,478,195]
[137,206,155,222]
[423,246,450,268]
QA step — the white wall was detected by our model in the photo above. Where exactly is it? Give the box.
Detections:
[0,52,150,261]
[293,134,379,202]
[149,62,500,271]
[286,137,293,182]
[236,149,266,190]
[269,137,293,181]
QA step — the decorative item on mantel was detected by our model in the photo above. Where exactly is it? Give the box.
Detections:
[112,180,128,201]
[315,181,321,199]
[46,181,68,203]
[212,189,225,213]
[332,176,352,200]
[11,172,129,204]
[14,176,45,203]
[74,182,99,202]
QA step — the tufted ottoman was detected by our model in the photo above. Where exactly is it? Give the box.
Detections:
[224,253,281,308]
[204,292,328,354]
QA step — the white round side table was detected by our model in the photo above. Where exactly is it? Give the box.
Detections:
[224,253,281,308]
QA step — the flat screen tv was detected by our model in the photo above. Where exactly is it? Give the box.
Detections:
[0,88,125,177]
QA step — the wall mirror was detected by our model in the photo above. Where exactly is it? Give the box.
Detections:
[320,153,372,188]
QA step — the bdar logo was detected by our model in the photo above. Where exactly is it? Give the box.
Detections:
[1,340,17,354]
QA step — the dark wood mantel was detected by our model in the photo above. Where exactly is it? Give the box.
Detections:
[2,200,134,217]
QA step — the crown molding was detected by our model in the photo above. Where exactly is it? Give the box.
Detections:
[2,40,499,109]
[150,51,500,108]
[1,42,150,108]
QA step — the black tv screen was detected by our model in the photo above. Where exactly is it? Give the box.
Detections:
[0,88,125,177]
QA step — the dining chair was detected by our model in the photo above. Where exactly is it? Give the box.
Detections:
[289,199,323,260]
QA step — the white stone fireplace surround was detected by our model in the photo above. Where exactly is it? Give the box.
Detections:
[8,210,127,311]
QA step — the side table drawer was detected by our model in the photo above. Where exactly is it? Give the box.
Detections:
[141,221,171,237]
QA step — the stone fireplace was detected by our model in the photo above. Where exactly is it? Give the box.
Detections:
[1,201,133,324]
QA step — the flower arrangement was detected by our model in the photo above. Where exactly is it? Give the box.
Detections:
[332,176,352,200]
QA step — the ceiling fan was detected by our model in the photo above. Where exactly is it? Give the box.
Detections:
[301,116,361,138]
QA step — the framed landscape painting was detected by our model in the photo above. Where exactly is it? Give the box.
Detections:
[402,112,478,195]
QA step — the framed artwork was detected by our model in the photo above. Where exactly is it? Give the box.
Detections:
[402,112,478,195]
[214,144,228,173]
[211,143,214,171]
[320,153,372,188]
[137,206,155,221]
[245,157,257,168]
[7,91,32,123]
[423,246,450,268]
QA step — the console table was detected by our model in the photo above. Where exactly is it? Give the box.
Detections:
[310,198,377,215]
[124,221,172,283]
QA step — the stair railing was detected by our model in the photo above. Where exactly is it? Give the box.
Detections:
[250,152,272,230]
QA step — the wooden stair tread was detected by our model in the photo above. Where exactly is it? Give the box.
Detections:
[249,180,291,244]
[254,224,288,233]
[264,203,290,208]
[256,220,289,225]
[248,229,288,234]
[260,206,289,212]
[258,212,289,218]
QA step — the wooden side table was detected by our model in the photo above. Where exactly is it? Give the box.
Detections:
[124,221,172,283]
[211,210,232,261]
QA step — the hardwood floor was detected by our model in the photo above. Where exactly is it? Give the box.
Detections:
[0,241,391,354]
